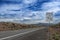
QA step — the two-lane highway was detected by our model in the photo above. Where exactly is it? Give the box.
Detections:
[11,27,48,40]
[0,27,48,40]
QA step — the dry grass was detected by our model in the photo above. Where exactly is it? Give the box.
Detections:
[49,23,60,40]
[0,22,41,31]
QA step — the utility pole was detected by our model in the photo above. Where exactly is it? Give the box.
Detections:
[46,12,53,40]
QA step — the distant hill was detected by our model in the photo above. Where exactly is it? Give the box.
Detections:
[32,23,53,27]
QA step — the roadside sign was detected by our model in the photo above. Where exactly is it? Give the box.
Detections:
[46,12,53,22]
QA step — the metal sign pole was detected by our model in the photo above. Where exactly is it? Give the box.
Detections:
[46,12,53,40]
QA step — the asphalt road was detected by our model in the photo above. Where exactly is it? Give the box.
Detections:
[0,27,48,40]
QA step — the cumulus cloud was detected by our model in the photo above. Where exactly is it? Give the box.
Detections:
[0,0,60,24]
[22,0,37,5]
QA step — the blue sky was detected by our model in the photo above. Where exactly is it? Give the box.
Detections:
[0,0,60,24]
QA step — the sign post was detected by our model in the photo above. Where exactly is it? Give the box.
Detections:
[46,12,53,40]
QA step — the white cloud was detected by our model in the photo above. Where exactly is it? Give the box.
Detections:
[42,2,60,12]
[0,0,60,24]
[22,0,37,5]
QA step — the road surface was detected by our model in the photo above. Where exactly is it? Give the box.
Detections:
[0,27,48,40]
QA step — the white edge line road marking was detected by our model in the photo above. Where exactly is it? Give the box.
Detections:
[0,27,45,40]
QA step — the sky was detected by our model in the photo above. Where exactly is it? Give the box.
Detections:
[0,0,60,24]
